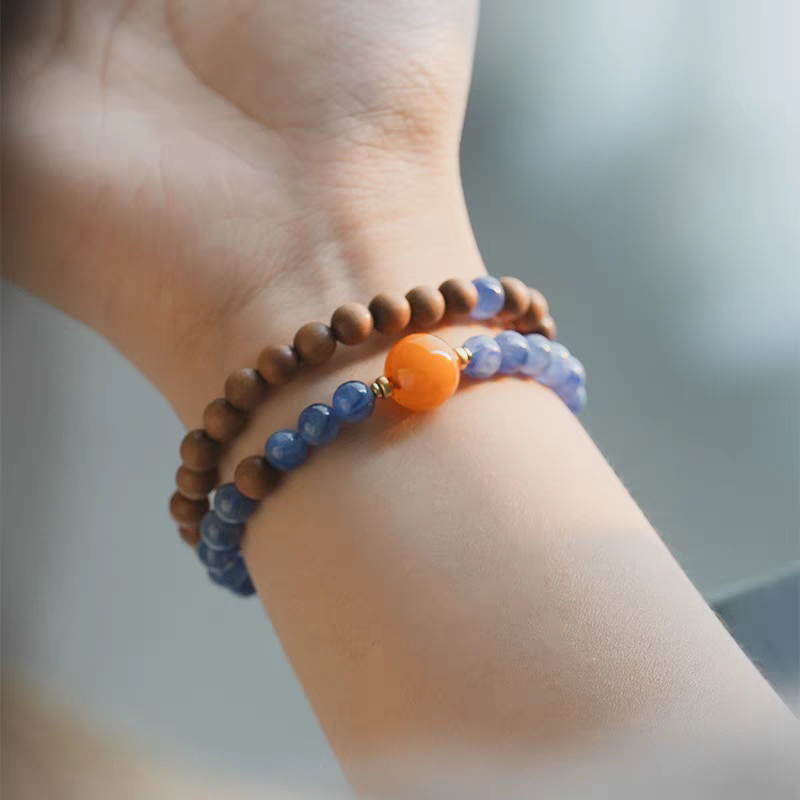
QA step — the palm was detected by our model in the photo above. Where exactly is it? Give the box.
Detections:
[4,0,476,395]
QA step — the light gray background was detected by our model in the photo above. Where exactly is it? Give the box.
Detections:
[2,0,798,788]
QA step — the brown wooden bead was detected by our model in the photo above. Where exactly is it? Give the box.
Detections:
[180,429,221,471]
[234,455,283,500]
[257,344,299,384]
[178,525,201,547]
[368,293,412,335]
[202,398,246,443]
[513,288,550,334]
[175,465,218,500]
[330,302,374,345]
[169,491,209,525]
[529,288,550,320]
[499,276,531,319]
[224,368,268,411]
[293,322,337,365]
[406,285,446,328]
[439,277,478,316]
[536,313,557,340]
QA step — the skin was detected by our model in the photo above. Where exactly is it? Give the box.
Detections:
[3,0,479,419]
[3,0,794,789]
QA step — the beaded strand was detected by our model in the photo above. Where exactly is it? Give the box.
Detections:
[170,276,556,543]
[200,326,587,596]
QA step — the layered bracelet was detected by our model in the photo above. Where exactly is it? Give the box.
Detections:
[168,276,585,597]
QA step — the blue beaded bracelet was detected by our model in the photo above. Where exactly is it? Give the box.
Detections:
[198,326,586,596]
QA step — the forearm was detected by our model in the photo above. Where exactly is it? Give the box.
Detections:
[7,0,792,790]
[161,209,792,777]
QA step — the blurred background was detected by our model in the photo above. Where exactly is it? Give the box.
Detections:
[2,0,798,790]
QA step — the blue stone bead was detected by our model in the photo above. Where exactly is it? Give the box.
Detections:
[536,342,572,388]
[265,429,308,471]
[208,552,249,588]
[559,384,588,415]
[231,575,257,597]
[494,330,530,374]
[561,356,586,392]
[200,511,243,550]
[298,403,340,447]
[198,540,239,572]
[471,276,505,319]
[520,334,552,377]
[332,380,375,423]
[213,482,257,524]
[462,335,503,379]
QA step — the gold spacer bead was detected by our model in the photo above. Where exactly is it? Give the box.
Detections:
[371,376,393,399]
[454,346,472,370]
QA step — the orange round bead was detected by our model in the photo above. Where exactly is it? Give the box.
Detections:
[384,333,461,411]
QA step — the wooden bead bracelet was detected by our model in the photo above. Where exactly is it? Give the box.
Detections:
[169,276,556,548]
[195,328,587,596]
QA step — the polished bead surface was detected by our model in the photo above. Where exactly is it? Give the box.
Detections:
[175,465,218,500]
[368,293,412,335]
[257,344,299,385]
[178,525,201,547]
[536,341,571,387]
[224,368,268,411]
[213,481,258,523]
[265,429,308,470]
[558,383,588,415]
[406,285,446,328]
[471,276,505,319]
[495,330,530,374]
[439,278,478,315]
[384,333,460,411]
[499,277,530,319]
[208,553,249,588]
[562,356,586,391]
[514,288,550,334]
[203,398,246,443]
[536,314,557,340]
[294,322,337,366]
[331,302,374,345]
[332,381,375,423]
[169,491,209,525]
[198,539,239,571]
[298,403,340,447]
[234,455,282,500]
[231,575,257,596]
[180,429,221,471]
[462,335,502,379]
[520,333,552,377]
[200,510,244,550]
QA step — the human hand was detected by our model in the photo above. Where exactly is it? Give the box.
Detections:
[3,0,480,417]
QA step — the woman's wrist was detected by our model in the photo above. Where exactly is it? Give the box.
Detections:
[155,162,482,425]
